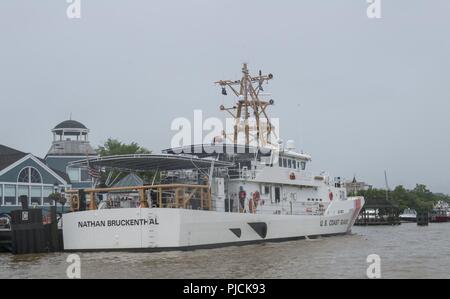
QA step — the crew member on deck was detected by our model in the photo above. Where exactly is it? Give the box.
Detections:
[239,186,246,213]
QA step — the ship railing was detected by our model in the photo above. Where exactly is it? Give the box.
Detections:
[227,166,262,180]
[65,183,213,212]
[230,168,317,185]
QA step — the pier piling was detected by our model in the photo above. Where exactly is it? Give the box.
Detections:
[417,212,429,226]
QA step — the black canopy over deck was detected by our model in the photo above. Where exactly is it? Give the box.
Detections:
[163,144,273,158]
[68,154,234,172]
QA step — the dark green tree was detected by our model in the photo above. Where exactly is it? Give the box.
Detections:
[359,184,449,213]
[48,192,67,214]
[95,139,153,187]
[97,138,151,156]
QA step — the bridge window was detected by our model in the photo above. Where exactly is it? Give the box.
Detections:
[300,161,306,171]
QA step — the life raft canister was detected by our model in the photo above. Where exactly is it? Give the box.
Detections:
[329,192,334,201]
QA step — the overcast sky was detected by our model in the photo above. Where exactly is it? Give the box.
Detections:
[1,1,449,194]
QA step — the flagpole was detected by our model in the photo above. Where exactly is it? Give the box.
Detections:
[86,152,101,187]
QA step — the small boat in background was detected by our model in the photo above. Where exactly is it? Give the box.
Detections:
[430,201,450,223]
[399,208,417,223]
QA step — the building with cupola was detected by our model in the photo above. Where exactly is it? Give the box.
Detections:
[45,120,98,189]
[0,119,97,212]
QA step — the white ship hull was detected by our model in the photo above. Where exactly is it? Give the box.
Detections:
[62,197,363,251]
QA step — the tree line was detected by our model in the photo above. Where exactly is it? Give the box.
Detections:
[353,184,450,212]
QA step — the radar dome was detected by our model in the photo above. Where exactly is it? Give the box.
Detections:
[286,140,296,151]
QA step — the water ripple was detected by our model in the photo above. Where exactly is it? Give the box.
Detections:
[1,223,449,279]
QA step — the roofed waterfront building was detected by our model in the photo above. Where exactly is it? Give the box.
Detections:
[45,120,98,189]
[345,176,372,195]
[0,144,69,212]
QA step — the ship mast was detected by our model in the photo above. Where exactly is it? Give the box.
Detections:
[215,63,276,147]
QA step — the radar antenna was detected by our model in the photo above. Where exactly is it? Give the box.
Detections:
[215,63,276,147]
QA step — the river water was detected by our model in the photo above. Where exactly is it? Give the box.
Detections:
[1,223,449,279]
